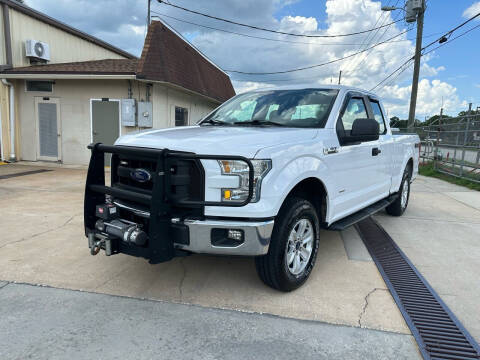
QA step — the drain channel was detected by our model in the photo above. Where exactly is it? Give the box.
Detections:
[356,217,480,360]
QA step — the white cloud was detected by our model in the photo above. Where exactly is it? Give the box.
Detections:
[188,0,468,118]
[25,0,147,55]
[24,0,469,119]
[382,79,468,118]
[279,16,318,33]
[463,2,480,18]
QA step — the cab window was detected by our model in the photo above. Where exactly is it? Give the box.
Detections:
[369,100,386,134]
[340,98,368,131]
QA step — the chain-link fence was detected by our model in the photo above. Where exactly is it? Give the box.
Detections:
[396,113,480,184]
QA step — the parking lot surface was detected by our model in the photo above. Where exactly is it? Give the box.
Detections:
[1,163,479,357]
[0,282,419,360]
[0,164,407,331]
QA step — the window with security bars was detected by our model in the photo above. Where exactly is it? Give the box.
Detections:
[175,106,188,126]
[26,81,53,92]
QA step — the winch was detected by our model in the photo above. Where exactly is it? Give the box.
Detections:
[88,203,148,256]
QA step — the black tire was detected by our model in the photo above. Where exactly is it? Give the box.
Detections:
[386,167,411,216]
[255,196,320,292]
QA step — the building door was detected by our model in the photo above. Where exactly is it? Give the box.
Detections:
[91,99,120,164]
[35,97,61,161]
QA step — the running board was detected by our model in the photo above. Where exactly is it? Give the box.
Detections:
[327,194,398,231]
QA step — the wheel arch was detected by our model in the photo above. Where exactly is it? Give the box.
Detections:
[394,152,415,192]
[406,157,413,178]
[280,177,329,226]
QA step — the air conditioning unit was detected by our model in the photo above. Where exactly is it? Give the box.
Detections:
[25,40,51,62]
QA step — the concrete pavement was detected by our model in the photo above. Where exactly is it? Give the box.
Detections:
[1,162,479,357]
[0,282,420,360]
[0,164,408,336]
[375,175,480,341]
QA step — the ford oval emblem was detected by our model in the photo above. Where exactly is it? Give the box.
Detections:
[130,168,151,183]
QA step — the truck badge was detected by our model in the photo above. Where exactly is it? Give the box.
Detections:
[130,168,151,183]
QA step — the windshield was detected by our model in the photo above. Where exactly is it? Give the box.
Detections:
[201,89,339,128]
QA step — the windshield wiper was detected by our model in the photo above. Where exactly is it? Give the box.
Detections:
[233,120,285,127]
[200,119,228,126]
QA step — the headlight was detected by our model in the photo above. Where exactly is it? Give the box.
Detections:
[218,159,271,203]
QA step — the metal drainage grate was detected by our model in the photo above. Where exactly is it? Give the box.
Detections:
[356,217,480,360]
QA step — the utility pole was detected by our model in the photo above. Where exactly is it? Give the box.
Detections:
[407,0,425,130]
[338,70,342,85]
[147,0,152,25]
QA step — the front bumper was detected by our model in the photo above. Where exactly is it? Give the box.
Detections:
[85,143,258,263]
[174,218,274,256]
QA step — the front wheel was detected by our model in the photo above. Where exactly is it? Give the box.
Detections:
[255,196,320,292]
[386,167,411,216]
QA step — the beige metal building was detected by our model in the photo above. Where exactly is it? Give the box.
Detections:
[0,0,235,165]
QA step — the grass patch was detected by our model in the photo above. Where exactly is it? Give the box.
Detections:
[419,162,480,191]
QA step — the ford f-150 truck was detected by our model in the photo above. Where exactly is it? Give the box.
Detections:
[84,85,419,291]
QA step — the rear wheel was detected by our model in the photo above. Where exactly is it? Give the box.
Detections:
[255,196,320,292]
[386,167,411,216]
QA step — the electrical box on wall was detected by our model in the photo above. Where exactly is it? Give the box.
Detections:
[138,102,153,128]
[121,99,136,126]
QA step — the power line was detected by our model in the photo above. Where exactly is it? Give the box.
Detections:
[421,11,480,52]
[157,0,405,38]
[155,11,410,79]
[422,22,480,56]
[370,17,480,92]
[151,10,418,46]
[345,1,405,76]
[342,0,394,74]
[152,9,442,45]
[224,29,410,75]
[370,56,414,91]
[378,60,414,91]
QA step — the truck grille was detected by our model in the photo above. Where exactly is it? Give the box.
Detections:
[116,158,156,191]
[112,153,204,206]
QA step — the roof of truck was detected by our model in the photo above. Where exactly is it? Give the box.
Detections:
[241,84,379,98]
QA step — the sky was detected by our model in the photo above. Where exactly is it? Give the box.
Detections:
[24,0,480,120]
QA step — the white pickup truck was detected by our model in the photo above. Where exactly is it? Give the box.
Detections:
[84,85,419,291]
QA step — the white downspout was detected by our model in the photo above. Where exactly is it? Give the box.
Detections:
[1,79,15,161]
[0,97,4,161]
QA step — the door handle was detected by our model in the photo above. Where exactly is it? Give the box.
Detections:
[372,147,381,156]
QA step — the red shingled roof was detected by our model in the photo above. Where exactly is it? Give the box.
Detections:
[4,59,138,75]
[136,21,235,103]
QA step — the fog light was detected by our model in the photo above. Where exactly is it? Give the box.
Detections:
[228,229,244,241]
[211,228,245,247]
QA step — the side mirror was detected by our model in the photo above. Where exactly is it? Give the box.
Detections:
[344,118,379,144]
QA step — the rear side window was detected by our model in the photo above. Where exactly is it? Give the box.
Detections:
[340,98,368,130]
[370,100,386,134]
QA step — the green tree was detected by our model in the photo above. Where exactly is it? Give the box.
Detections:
[390,116,408,129]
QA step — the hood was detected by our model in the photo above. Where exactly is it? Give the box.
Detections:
[115,126,318,158]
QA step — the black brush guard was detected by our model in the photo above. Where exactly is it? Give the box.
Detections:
[84,143,254,263]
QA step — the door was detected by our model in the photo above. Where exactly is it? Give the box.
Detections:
[367,98,393,196]
[324,94,386,222]
[91,99,120,164]
[35,97,61,161]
